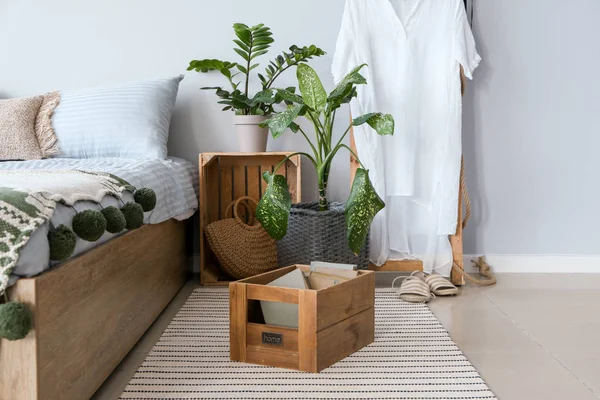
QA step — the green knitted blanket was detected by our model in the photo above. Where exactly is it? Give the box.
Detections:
[0,170,134,298]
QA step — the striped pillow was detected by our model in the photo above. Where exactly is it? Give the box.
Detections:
[52,76,183,159]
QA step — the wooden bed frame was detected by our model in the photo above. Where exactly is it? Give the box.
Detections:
[0,218,188,400]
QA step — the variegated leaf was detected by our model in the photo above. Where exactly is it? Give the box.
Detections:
[296,63,327,112]
[345,168,385,255]
[256,172,292,240]
[353,113,395,136]
[260,104,304,138]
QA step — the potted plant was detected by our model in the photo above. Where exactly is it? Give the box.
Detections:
[187,23,325,152]
[255,63,394,267]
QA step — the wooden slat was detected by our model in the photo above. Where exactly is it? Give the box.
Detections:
[286,156,301,202]
[246,284,299,304]
[367,259,423,272]
[200,153,220,285]
[450,179,465,285]
[316,307,375,371]
[220,165,234,219]
[217,154,287,168]
[315,270,374,331]
[229,282,247,362]
[245,346,299,370]
[297,290,318,372]
[232,165,248,221]
[246,323,299,352]
[237,265,297,285]
[0,280,38,400]
[246,165,261,202]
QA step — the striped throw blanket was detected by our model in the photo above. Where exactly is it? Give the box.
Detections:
[0,170,132,297]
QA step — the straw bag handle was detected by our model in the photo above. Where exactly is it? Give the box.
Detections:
[224,196,259,227]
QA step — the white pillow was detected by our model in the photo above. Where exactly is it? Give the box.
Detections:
[52,76,183,159]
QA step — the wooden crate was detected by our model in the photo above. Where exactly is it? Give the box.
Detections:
[199,152,301,286]
[229,265,375,372]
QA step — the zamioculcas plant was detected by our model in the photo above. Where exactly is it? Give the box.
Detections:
[187,23,325,116]
[256,63,394,254]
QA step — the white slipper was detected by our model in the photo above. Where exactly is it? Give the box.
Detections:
[423,273,459,296]
[392,272,434,303]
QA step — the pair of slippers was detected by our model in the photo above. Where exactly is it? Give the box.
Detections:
[392,271,458,303]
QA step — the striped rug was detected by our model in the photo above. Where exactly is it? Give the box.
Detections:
[120,288,496,399]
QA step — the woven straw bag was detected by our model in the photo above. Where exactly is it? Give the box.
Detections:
[204,196,277,279]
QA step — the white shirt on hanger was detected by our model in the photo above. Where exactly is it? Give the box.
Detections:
[332,0,480,275]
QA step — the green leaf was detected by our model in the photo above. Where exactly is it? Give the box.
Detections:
[234,48,249,61]
[233,23,251,45]
[329,63,368,100]
[236,64,247,74]
[256,172,291,240]
[260,104,303,138]
[249,89,275,106]
[289,122,300,133]
[353,113,395,136]
[345,168,385,255]
[251,50,269,60]
[275,89,304,105]
[254,37,275,45]
[187,59,236,73]
[233,39,250,52]
[296,63,327,112]
[327,84,357,112]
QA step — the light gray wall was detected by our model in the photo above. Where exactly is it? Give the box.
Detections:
[463,0,600,255]
[0,0,349,204]
[1,0,598,256]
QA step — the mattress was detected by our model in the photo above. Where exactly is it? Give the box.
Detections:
[1,157,198,283]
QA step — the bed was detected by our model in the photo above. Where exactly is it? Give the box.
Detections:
[0,157,198,400]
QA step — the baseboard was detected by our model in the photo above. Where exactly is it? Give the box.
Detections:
[463,254,600,273]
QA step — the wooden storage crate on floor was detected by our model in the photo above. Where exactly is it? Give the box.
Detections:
[199,152,301,286]
[229,265,375,372]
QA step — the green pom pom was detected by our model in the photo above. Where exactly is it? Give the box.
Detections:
[121,202,144,230]
[72,209,107,242]
[48,224,76,261]
[134,188,157,212]
[0,302,32,341]
[101,206,126,233]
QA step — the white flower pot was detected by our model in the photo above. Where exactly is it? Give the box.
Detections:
[234,115,269,152]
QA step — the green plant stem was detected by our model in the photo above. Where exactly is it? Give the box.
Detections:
[273,151,318,174]
[318,178,328,211]
[333,124,352,153]
[243,39,253,115]
[339,144,366,170]
[265,63,295,89]
[297,126,321,164]
[305,110,325,159]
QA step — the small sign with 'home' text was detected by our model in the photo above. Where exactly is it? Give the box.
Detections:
[262,331,283,346]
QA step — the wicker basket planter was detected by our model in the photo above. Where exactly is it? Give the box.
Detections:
[276,202,370,269]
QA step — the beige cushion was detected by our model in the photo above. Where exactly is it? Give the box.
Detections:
[34,91,61,158]
[0,96,44,160]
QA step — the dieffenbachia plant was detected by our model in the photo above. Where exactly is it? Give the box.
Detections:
[187,23,325,116]
[256,63,394,255]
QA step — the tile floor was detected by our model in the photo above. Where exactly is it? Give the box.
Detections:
[93,274,600,400]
